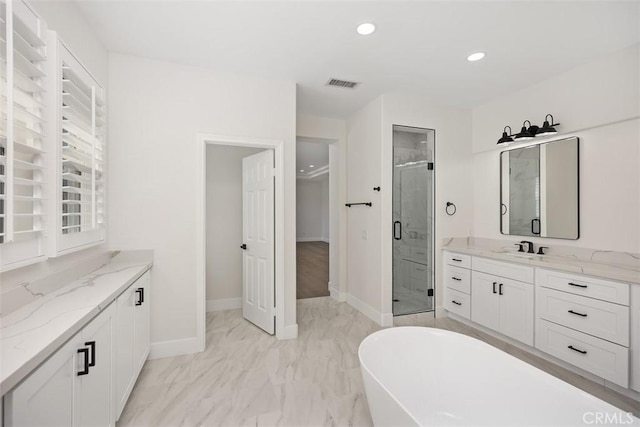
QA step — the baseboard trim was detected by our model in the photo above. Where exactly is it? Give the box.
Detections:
[330,285,346,302]
[279,323,298,340]
[149,337,200,360]
[346,293,388,327]
[435,305,447,318]
[296,237,329,243]
[206,298,242,312]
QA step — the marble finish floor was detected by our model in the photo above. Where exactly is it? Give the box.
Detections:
[118,297,639,426]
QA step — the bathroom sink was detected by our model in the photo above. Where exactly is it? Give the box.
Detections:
[502,252,536,259]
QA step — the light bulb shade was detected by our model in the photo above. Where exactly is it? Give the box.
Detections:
[537,114,560,136]
[497,125,514,144]
[514,126,533,140]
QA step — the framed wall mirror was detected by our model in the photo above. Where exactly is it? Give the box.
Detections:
[500,137,579,239]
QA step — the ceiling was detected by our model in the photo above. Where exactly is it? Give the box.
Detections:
[296,141,329,179]
[75,1,639,119]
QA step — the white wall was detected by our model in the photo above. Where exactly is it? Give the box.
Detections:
[296,114,348,300]
[381,92,474,318]
[296,178,329,242]
[345,97,384,320]
[472,44,640,252]
[345,94,473,324]
[321,177,330,241]
[206,146,263,305]
[108,53,297,352]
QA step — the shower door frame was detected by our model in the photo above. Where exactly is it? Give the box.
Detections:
[391,124,436,317]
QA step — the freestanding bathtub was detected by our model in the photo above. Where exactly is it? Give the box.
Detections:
[359,327,639,426]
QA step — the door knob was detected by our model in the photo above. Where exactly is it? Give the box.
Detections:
[240,244,247,250]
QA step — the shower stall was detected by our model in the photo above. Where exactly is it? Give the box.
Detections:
[392,125,435,316]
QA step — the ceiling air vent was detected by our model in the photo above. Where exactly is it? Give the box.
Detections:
[326,78,360,89]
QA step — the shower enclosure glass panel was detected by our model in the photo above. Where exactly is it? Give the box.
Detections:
[392,125,435,316]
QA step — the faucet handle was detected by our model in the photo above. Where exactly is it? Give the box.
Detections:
[537,246,549,255]
[514,242,525,253]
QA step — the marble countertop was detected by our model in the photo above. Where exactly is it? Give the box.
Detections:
[0,250,153,394]
[443,240,640,285]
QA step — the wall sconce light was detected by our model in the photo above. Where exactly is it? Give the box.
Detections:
[497,114,560,145]
[514,120,535,140]
[497,126,514,145]
[537,114,560,136]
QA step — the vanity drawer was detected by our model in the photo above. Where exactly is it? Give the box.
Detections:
[444,252,471,269]
[472,256,534,283]
[537,287,629,346]
[445,288,470,319]
[537,269,629,306]
[536,319,628,387]
[445,265,471,294]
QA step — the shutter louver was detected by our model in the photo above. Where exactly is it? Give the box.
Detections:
[50,38,105,255]
[0,0,47,270]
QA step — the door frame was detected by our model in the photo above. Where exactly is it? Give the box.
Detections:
[195,133,286,350]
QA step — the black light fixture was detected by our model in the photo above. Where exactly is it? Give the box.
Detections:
[514,120,535,140]
[537,114,560,136]
[497,126,514,144]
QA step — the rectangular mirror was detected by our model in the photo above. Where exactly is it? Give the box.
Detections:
[500,137,579,239]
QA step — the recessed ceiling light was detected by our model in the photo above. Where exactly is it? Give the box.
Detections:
[467,52,485,62]
[356,22,376,36]
[309,165,315,168]
[300,169,304,172]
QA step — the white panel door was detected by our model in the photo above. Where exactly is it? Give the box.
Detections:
[115,285,135,419]
[498,278,534,346]
[133,272,151,371]
[242,150,275,334]
[471,271,500,331]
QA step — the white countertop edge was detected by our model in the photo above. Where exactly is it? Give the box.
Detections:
[0,258,152,394]
[442,246,640,285]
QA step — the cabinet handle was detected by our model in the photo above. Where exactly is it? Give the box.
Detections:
[135,288,144,306]
[451,277,462,281]
[568,282,587,289]
[77,348,90,376]
[451,300,462,306]
[492,282,497,294]
[452,258,462,262]
[499,283,503,295]
[85,341,96,367]
[568,310,587,317]
[568,345,587,355]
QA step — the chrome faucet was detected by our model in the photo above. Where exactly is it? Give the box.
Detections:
[520,241,535,254]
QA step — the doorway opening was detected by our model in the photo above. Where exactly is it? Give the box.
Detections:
[392,125,436,316]
[296,140,330,299]
[196,134,286,349]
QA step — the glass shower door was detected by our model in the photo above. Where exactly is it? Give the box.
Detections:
[392,125,435,316]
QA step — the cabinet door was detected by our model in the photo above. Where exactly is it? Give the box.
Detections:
[116,284,136,418]
[4,335,81,426]
[77,304,114,427]
[133,271,151,372]
[471,271,500,331]
[498,278,534,346]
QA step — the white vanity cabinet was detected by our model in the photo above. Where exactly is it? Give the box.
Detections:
[535,268,630,388]
[471,262,534,346]
[115,271,151,419]
[443,252,472,319]
[4,303,115,427]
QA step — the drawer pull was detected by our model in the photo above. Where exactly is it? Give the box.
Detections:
[568,282,588,289]
[568,309,587,317]
[568,345,587,355]
[492,282,497,294]
[452,258,462,262]
[451,277,462,281]
[451,300,462,306]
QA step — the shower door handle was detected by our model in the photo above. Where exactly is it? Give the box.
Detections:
[393,221,402,240]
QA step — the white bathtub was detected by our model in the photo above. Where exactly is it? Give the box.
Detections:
[359,327,639,426]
